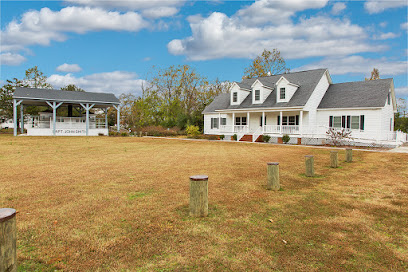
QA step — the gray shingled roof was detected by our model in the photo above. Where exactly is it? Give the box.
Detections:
[13,87,120,105]
[318,78,392,109]
[203,68,327,113]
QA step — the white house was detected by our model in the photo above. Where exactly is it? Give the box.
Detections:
[203,68,405,146]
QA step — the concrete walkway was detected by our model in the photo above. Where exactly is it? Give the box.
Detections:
[388,146,408,153]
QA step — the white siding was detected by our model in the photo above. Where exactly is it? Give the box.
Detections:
[316,109,382,139]
[381,90,394,132]
[203,113,229,134]
[304,70,330,129]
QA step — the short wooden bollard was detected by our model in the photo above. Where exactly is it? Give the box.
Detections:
[330,151,338,168]
[346,148,352,162]
[189,175,208,217]
[0,208,17,272]
[267,162,280,190]
[305,155,314,177]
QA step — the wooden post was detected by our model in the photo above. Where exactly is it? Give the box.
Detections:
[267,162,280,190]
[330,151,338,168]
[305,155,314,177]
[346,148,352,162]
[0,208,17,272]
[189,175,208,217]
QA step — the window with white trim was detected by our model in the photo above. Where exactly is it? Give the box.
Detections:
[280,88,286,99]
[235,117,247,126]
[221,118,226,126]
[210,118,219,129]
[233,92,238,102]
[255,90,260,101]
[329,115,364,130]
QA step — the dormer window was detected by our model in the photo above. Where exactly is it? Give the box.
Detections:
[280,88,286,100]
[255,90,260,101]
[233,92,238,102]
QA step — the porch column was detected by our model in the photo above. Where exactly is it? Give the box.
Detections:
[262,111,265,134]
[105,108,108,129]
[218,112,221,130]
[280,111,283,134]
[20,104,24,134]
[112,104,120,132]
[232,112,235,133]
[247,112,250,133]
[300,110,303,136]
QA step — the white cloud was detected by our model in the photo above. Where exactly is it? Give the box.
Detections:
[331,2,346,15]
[236,0,329,26]
[295,55,408,76]
[56,63,82,73]
[47,71,147,96]
[395,86,408,96]
[0,52,27,66]
[373,32,399,40]
[401,22,408,30]
[168,10,384,61]
[1,6,147,55]
[364,0,408,14]
[65,0,184,18]
[379,21,388,28]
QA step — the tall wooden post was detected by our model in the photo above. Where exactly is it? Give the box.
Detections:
[305,155,314,177]
[330,151,338,168]
[189,175,208,217]
[267,162,280,190]
[0,208,17,272]
[346,148,352,162]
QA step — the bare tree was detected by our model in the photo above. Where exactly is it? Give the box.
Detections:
[243,49,290,79]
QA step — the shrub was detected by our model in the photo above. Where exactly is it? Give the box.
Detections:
[326,128,352,146]
[98,133,105,136]
[232,134,237,141]
[121,132,129,137]
[186,125,200,137]
[207,135,218,140]
[140,126,179,137]
[109,131,119,137]
[262,135,271,143]
[282,134,290,144]
[219,135,225,140]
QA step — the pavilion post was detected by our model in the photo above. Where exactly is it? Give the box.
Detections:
[80,103,95,136]
[46,101,63,136]
[20,104,24,134]
[13,99,22,136]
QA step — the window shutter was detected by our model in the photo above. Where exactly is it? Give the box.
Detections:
[360,115,364,130]
[341,116,346,128]
[211,118,214,129]
[329,116,333,127]
[277,116,280,125]
[295,115,299,126]
[260,116,262,126]
[264,116,267,125]
[346,116,350,129]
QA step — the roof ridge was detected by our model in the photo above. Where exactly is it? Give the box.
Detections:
[330,78,392,85]
[239,68,327,82]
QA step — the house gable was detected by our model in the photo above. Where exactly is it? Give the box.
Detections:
[275,76,299,103]
[251,79,273,105]
[230,82,250,106]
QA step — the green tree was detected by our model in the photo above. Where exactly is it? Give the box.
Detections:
[24,66,53,89]
[0,78,28,119]
[365,68,380,81]
[243,49,290,79]
[61,84,85,92]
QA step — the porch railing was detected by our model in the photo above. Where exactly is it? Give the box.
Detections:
[264,125,300,134]
[28,116,107,129]
[220,125,249,134]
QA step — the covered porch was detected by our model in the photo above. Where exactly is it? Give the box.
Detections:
[13,87,120,136]
[208,109,309,141]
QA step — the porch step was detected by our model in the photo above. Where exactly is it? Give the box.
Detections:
[239,134,253,142]
[255,135,263,142]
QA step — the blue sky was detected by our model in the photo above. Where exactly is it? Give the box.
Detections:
[1,0,407,98]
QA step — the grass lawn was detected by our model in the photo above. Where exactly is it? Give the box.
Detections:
[0,135,407,271]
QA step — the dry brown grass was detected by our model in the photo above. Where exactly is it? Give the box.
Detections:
[0,135,407,271]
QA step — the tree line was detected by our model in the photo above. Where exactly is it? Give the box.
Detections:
[1,50,406,133]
